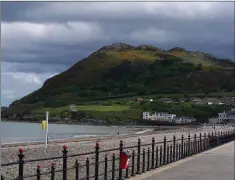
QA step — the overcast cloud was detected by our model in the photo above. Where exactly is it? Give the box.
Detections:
[1,2,234,106]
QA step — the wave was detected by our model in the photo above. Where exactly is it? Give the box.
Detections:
[73,134,99,138]
[135,129,153,134]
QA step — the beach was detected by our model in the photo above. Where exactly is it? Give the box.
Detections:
[1,125,232,179]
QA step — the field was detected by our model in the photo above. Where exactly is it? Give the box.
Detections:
[32,105,130,115]
[75,105,130,111]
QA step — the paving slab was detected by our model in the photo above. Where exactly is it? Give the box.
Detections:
[130,141,234,180]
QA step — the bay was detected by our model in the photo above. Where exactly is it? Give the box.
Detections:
[0,121,142,144]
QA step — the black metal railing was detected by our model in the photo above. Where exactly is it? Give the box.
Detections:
[1,129,235,180]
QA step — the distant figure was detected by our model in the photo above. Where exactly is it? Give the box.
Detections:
[117,132,119,135]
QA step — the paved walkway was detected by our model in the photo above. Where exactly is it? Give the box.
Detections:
[130,141,234,180]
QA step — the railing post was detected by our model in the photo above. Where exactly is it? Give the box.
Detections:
[95,142,100,180]
[194,134,197,154]
[197,139,200,152]
[220,131,223,143]
[204,133,207,151]
[159,146,162,166]
[36,165,41,180]
[188,134,191,156]
[163,136,167,165]
[166,145,169,164]
[62,144,68,180]
[179,143,181,159]
[181,135,184,158]
[176,143,178,160]
[18,148,24,180]
[155,146,158,168]
[125,151,129,179]
[86,157,90,180]
[136,139,141,174]
[147,148,150,171]
[170,144,173,163]
[118,140,124,180]
[207,134,210,150]
[51,163,56,180]
[173,135,176,161]
[142,148,146,173]
[199,133,202,152]
[216,131,219,146]
[75,160,80,180]
[104,154,108,180]
[112,153,116,180]
[191,141,193,154]
[151,137,155,169]
[131,151,135,176]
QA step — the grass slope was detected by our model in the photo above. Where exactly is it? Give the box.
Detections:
[8,43,235,115]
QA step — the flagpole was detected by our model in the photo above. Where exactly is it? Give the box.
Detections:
[45,111,49,148]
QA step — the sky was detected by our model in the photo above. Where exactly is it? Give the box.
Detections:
[1,2,234,106]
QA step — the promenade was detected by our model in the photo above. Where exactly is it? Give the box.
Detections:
[131,141,234,180]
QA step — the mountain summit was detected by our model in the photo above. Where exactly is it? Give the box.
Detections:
[95,43,135,53]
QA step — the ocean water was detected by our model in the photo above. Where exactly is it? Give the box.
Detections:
[0,121,142,144]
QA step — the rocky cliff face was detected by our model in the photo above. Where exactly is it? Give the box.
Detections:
[134,45,164,51]
[94,43,135,53]
[189,51,217,60]
[168,47,186,52]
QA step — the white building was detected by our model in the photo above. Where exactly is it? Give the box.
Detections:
[143,112,196,124]
[212,109,235,124]
[173,117,196,124]
[143,112,151,120]
[207,102,213,105]
[142,112,176,122]
[218,111,228,123]
[174,117,182,124]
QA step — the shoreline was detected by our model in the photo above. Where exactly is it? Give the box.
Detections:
[2,118,138,126]
[2,118,201,126]
[1,125,200,148]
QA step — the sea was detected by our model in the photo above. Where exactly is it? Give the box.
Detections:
[0,121,151,144]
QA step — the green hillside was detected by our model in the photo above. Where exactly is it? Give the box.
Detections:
[8,43,235,112]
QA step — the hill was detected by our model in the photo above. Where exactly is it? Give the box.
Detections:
[7,43,235,114]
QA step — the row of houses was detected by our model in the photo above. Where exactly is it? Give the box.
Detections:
[139,97,235,105]
[192,97,235,105]
[143,112,196,124]
[209,108,235,124]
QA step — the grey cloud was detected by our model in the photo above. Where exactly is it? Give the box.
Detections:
[1,2,234,106]
[2,62,67,74]
[3,2,233,23]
